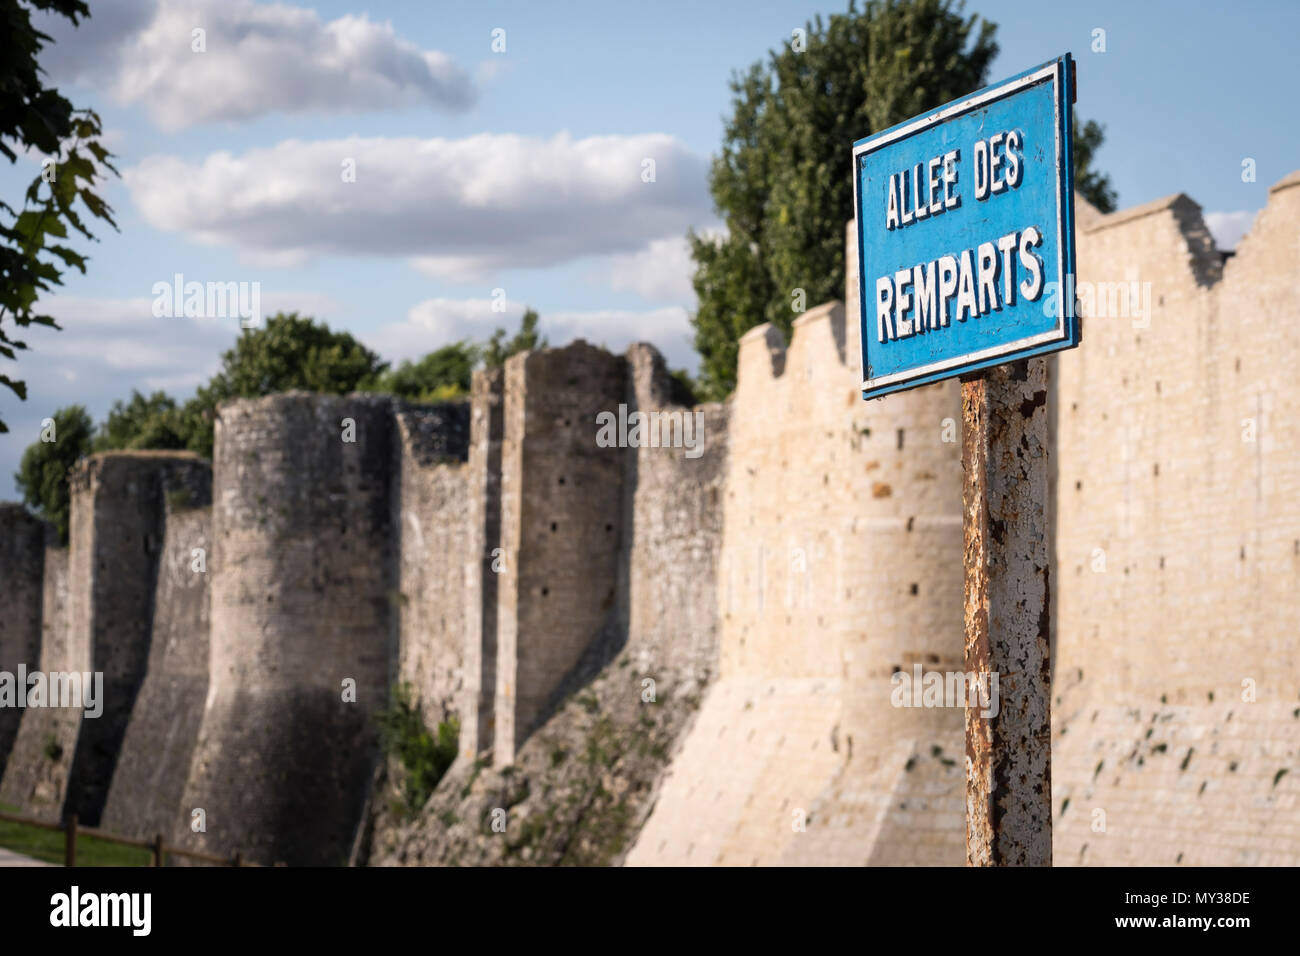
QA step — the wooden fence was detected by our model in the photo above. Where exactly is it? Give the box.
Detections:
[0,810,277,866]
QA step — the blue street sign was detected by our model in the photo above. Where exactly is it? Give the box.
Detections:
[853,54,1079,400]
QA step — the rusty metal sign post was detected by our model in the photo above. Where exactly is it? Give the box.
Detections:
[852,55,1079,865]
[961,358,1052,865]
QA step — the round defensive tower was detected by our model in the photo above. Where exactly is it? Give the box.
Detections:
[0,504,45,777]
[178,392,396,866]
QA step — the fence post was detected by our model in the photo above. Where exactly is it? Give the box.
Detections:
[64,814,77,867]
[152,834,165,867]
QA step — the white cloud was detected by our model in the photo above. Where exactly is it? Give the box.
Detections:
[365,298,696,371]
[597,226,725,304]
[124,133,710,278]
[18,295,236,381]
[364,297,524,363]
[1204,210,1259,251]
[603,236,697,303]
[37,0,475,129]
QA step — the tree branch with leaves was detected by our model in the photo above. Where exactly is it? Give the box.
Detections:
[0,0,119,433]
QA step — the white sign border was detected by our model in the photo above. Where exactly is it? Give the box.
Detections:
[853,60,1067,393]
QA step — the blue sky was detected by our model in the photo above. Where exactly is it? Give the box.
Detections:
[2,0,1296,498]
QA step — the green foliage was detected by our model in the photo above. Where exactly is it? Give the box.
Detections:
[687,227,773,400]
[690,0,998,400]
[92,390,189,452]
[13,403,92,543]
[482,308,547,369]
[1073,116,1117,213]
[0,0,119,433]
[374,340,480,402]
[375,683,459,819]
[689,1,1120,401]
[180,312,389,458]
[199,311,387,402]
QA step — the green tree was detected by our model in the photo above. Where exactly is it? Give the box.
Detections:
[687,225,775,404]
[482,307,546,368]
[180,312,388,458]
[689,1,1119,400]
[1,0,119,433]
[14,403,92,542]
[1074,116,1117,213]
[690,0,999,400]
[93,390,188,452]
[376,340,480,402]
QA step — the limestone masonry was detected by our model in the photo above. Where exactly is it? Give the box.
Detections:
[1,170,1298,865]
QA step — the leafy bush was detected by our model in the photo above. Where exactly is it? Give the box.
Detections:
[180,311,389,458]
[14,404,93,543]
[375,683,458,818]
[482,308,546,368]
[93,390,189,452]
[373,341,479,402]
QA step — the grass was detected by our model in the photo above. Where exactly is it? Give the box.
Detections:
[166,486,193,510]
[0,802,151,866]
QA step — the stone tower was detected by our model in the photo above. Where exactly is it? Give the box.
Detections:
[177,393,397,865]
[61,452,210,825]
[0,504,45,777]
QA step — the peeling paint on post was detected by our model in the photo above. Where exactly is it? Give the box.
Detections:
[962,357,1052,866]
